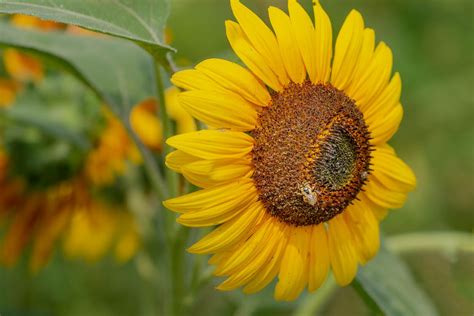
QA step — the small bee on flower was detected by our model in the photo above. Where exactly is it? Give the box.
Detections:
[301,183,317,206]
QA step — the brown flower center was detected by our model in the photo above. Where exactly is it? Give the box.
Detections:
[251,81,372,226]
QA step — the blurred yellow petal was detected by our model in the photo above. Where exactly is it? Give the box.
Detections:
[0,78,21,107]
[4,49,43,82]
[11,14,64,31]
[130,98,162,150]
[114,213,141,263]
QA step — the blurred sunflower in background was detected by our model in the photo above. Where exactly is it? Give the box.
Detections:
[165,0,416,301]
[0,14,195,273]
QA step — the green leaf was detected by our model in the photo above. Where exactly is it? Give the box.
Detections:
[356,244,439,316]
[0,0,174,64]
[0,22,156,117]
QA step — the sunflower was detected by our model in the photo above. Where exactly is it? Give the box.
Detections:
[164,0,416,301]
[86,88,195,185]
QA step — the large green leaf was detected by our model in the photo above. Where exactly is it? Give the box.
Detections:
[0,0,174,63]
[0,23,156,116]
[356,244,438,316]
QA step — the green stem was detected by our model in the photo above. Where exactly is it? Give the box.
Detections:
[124,122,168,201]
[171,227,190,316]
[154,62,178,199]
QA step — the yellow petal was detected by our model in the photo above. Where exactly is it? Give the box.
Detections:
[371,144,416,192]
[330,10,365,90]
[178,90,257,131]
[130,98,162,150]
[308,223,330,291]
[242,223,288,294]
[163,178,256,214]
[369,103,403,145]
[328,215,358,286]
[230,0,288,86]
[196,58,271,106]
[348,42,393,109]
[165,150,199,173]
[364,176,409,209]
[226,20,283,91]
[165,87,197,134]
[181,157,252,188]
[177,186,258,227]
[275,225,311,301]
[360,192,388,220]
[343,199,380,264]
[345,28,375,100]
[363,73,401,120]
[216,218,286,291]
[213,217,274,276]
[171,69,227,92]
[313,0,333,83]
[288,0,317,83]
[4,49,43,82]
[0,78,21,107]
[166,130,254,160]
[269,7,306,84]
[188,201,265,254]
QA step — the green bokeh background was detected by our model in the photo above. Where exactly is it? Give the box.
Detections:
[1,0,473,315]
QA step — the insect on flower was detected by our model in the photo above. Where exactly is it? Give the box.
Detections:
[301,183,317,206]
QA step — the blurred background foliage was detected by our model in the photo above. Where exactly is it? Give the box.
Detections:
[0,0,473,315]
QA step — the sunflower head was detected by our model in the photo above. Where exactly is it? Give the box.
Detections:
[164,0,416,301]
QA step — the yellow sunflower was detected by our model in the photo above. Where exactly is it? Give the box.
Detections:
[164,0,416,301]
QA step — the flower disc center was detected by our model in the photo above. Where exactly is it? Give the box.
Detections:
[251,81,372,226]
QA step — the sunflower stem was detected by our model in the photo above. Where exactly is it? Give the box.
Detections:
[124,122,168,202]
[154,61,178,199]
[171,226,190,315]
